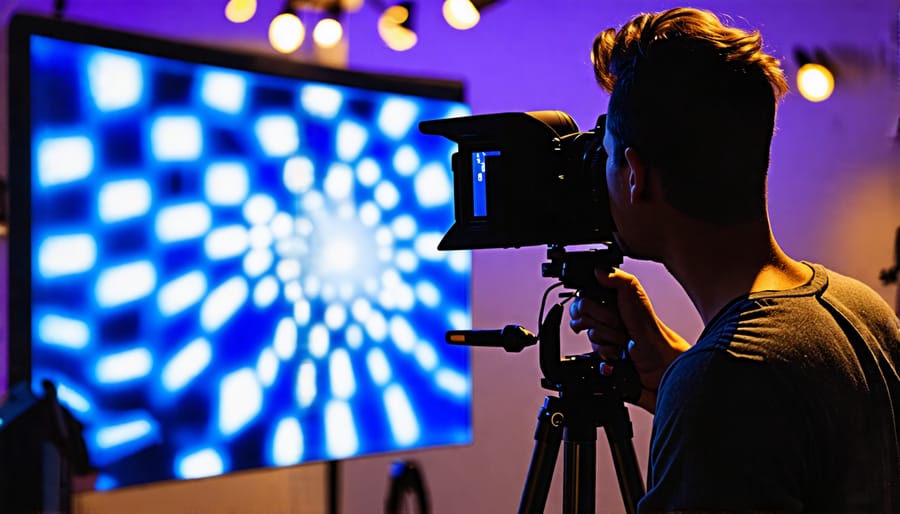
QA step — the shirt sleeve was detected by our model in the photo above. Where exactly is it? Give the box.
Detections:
[638,349,809,513]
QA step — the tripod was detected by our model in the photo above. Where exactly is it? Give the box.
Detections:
[519,302,645,514]
[448,244,646,513]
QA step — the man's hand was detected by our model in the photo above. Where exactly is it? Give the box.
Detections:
[568,268,692,413]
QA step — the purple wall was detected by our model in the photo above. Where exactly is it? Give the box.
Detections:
[2,1,898,512]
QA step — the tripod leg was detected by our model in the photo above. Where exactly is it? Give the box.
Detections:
[519,396,564,514]
[563,439,595,514]
[603,402,645,514]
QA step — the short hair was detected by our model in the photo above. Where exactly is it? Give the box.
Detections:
[591,8,789,224]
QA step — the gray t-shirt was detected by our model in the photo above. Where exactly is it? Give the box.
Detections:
[639,263,900,513]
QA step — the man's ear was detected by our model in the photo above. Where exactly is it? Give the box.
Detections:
[623,147,649,204]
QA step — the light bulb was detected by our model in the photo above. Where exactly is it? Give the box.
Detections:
[225,0,257,23]
[442,0,479,30]
[269,12,305,54]
[797,63,834,102]
[313,18,344,48]
[378,5,417,51]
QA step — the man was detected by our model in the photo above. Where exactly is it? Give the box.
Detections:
[568,7,900,512]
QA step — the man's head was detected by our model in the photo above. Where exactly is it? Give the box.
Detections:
[592,8,789,242]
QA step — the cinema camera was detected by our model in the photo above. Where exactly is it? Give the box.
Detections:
[419,112,645,513]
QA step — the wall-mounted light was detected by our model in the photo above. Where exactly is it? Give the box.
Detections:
[225,0,257,23]
[313,7,344,48]
[378,2,417,52]
[441,0,500,31]
[269,3,305,54]
[794,48,836,103]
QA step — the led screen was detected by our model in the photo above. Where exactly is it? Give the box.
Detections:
[11,16,471,490]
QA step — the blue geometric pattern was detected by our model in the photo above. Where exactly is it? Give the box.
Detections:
[27,34,471,490]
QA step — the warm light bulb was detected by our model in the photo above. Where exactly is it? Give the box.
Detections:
[225,0,257,23]
[313,18,344,48]
[269,13,305,54]
[341,0,364,13]
[442,0,479,30]
[797,63,834,102]
[378,5,417,51]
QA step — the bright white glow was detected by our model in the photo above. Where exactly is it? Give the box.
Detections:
[269,12,305,54]
[329,348,356,399]
[272,317,298,360]
[324,163,354,199]
[359,202,381,227]
[177,449,224,479]
[377,98,418,140]
[365,311,388,341]
[88,52,143,111]
[294,300,311,325]
[336,121,367,161]
[255,115,299,157]
[243,194,277,225]
[322,238,357,273]
[225,0,257,23]
[437,368,470,398]
[384,385,420,446]
[158,270,208,316]
[366,348,392,386]
[219,368,263,436]
[38,314,89,349]
[395,250,418,273]
[37,136,94,187]
[346,325,364,349]
[205,225,250,260]
[151,116,203,161]
[443,0,480,30]
[374,181,400,210]
[389,316,417,352]
[309,324,330,358]
[449,251,470,273]
[415,163,452,207]
[56,383,91,414]
[95,261,156,308]
[95,419,153,449]
[249,225,274,249]
[393,146,420,176]
[253,275,280,308]
[98,179,152,222]
[276,259,301,281]
[313,18,344,48]
[351,298,372,321]
[414,233,444,261]
[156,203,212,242]
[95,347,153,383]
[38,233,97,278]
[356,159,381,186]
[414,342,438,371]
[201,71,247,113]
[296,359,317,407]
[284,280,303,302]
[391,215,417,239]
[244,249,274,277]
[300,85,343,118]
[205,162,249,205]
[284,156,315,193]
[270,212,293,239]
[301,190,325,212]
[415,281,441,308]
[162,338,212,392]
[325,304,347,329]
[449,309,469,330]
[797,63,835,102]
[256,348,279,387]
[272,417,304,466]
[325,400,359,458]
[200,276,249,332]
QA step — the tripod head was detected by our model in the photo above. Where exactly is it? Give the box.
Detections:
[447,243,641,404]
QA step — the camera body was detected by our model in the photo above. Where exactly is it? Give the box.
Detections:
[418,111,615,250]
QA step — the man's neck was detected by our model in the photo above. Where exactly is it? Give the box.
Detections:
[661,218,812,325]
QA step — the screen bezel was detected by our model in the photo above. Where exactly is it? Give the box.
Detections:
[6,11,465,389]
